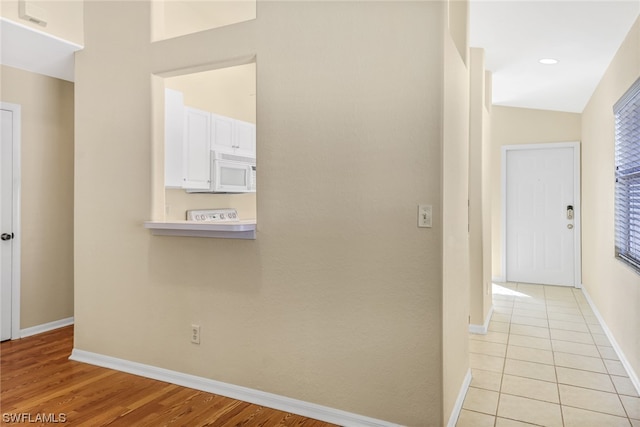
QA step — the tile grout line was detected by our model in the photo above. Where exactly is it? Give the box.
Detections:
[493,284,515,427]
[577,288,635,424]
[500,283,551,426]
[466,284,637,427]
[565,287,635,425]
[544,285,565,427]
[493,306,508,426]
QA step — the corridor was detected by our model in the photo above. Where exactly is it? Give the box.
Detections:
[457,283,640,426]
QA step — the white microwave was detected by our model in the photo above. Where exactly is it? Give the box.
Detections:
[188,151,256,193]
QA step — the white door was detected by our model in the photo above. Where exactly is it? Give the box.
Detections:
[504,143,581,286]
[1,107,14,340]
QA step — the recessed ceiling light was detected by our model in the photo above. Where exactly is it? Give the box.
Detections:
[539,58,559,65]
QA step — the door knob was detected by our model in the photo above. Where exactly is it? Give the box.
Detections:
[1,233,13,241]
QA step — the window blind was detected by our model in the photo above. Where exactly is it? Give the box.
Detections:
[614,77,640,272]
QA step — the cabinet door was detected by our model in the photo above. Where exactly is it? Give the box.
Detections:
[234,120,256,156]
[210,114,235,153]
[183,107,211,190]
[164,89,184,188]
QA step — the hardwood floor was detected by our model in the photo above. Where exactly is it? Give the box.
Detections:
[0,326,337,426]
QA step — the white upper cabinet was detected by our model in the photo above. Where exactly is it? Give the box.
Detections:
[165,89,185,188]
[183,107,211,190]
[210,114,256,157]
[234,120,256,156]
[210,114,235,152]
[167,89,256,191]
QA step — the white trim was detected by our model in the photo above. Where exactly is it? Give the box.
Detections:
[491,276,505,283]
[501,147,507,281]
[469,306,494,335]
[20,317,74,338]
[501,142,582,287]
[572,144,582,288]
[446,369,472,427]
[1,102,21,340]
[0,17,83,82]
[144,220,256,240]
[69,349,402,427]
[581,287,640,396]
[0,17,83,49]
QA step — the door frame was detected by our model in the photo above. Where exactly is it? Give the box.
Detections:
[1,102,21,339]
[501,141,582,288]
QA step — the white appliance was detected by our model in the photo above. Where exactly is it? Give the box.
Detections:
[188,151,256,193]
[186,208,240,222]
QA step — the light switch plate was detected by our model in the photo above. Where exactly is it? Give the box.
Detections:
[418,204,432,228]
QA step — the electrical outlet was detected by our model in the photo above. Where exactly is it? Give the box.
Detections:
[418,204,432,228]
[191,324,200,345]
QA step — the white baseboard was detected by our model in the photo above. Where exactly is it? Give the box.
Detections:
[581,287,640,396]
[20,317,74,338]
[469,306,494,335]
[492,276,505,283]
[446,369,472,427]
[69,349,402,427]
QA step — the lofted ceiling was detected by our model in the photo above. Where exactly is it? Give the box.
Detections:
[1,1,639,114]
[470,0,640,113]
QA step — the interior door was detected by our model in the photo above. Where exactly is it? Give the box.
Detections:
[1,107,14,340]
[504,143,580,286]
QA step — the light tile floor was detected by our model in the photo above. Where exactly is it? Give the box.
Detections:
[457,282,640,427]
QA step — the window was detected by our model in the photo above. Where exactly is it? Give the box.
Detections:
[614,78,640,272]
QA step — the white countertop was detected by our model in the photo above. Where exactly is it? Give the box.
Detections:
[144,220,256,239]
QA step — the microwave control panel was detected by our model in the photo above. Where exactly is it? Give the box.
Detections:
[187,208,239,222]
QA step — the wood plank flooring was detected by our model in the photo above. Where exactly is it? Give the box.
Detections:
[0,326,338,426]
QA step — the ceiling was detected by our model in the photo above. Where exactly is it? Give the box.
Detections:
[1,2,639,113]
[470,0,640,113]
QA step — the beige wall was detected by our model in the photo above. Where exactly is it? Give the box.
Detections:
[481,74,492,319]
[75,1,446,425]
[165,63,256,123]
[442,4,470,421]
[0,65,74,329]
[165,190,256,221]
[581,17,640,380]
[0,1,83,45]
[448,0,468,66]
[153,1,256,42]
[490,106,581,278]
[468,48,492,326]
